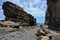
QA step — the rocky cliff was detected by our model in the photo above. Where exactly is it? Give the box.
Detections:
[45,0,60,29]
[2,1,36,26]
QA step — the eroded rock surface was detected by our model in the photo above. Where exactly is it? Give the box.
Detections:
[45,0,60,29]
[2,1,36,26]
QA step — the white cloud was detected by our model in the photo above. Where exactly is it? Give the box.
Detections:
[5,0,20,3]
[0,9,3,13]
[34,0,40,3]
[24,7,45,17]
[0,7,2,8]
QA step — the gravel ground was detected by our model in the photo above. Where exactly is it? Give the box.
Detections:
[0,25,60,40]
[0,26,40,40]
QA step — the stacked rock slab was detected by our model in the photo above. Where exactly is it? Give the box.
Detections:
[45,0,60,29]
[2,1,36,26]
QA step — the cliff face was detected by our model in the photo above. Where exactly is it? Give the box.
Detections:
[2,1,36,26]
[45,0,60,28]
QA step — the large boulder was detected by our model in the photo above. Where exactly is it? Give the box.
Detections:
[2,1,36,26]
[45,0,60,29]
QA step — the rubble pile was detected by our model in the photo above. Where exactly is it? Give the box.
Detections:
[36,25,51,40]
[36,25,60,40]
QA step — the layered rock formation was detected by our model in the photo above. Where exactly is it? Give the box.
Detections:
[45,0,60,29]
[2,1,36,26]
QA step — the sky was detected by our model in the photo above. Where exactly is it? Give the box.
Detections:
[0,0,47,23]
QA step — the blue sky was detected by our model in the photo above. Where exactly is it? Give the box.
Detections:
[0,0,47,23]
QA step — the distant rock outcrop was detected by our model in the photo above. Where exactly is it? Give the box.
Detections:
[45,0,60,29]
[2,1,36,26]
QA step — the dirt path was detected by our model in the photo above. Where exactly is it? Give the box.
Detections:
[0,26,40,40]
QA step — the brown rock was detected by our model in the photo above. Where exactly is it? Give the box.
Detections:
[2,1,36,26]
[45,0,60,29]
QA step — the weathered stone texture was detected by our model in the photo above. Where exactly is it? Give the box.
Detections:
[2,1,36,26]
[45,0,60,29]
